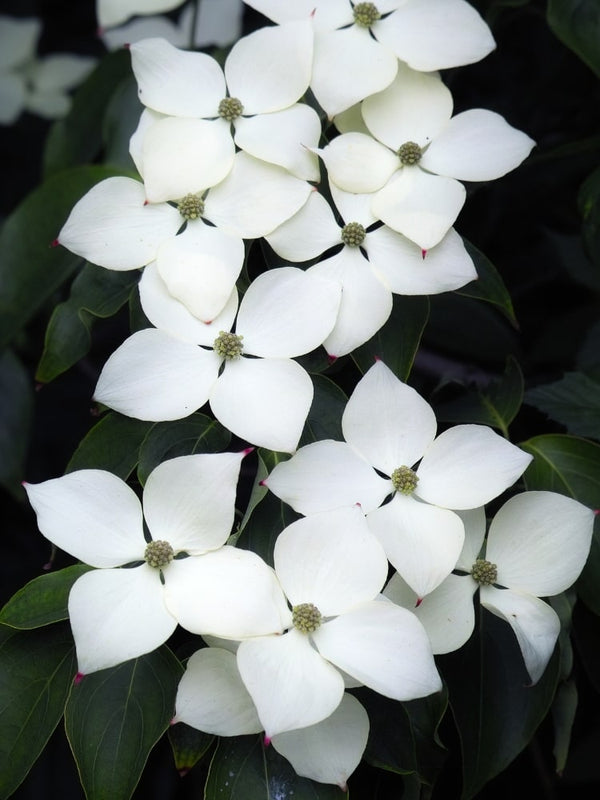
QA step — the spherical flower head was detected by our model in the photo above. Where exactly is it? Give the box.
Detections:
[218,96,244,122]
[144,539,174,569]
[391,465,419,495]
[397,141,423,166]
[213,330,244,359]
[293,602,323,634]
[177,193,205,221]
[353,2,381,27]
[470,558,497,586]
[340,221,366,247]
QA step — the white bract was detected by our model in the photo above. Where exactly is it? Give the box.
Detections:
[24,453,290,674]
[386,493,595,683]
[94,267,341,453]
[265,360,533,598]
[174,647,369,789]
[235,506,442,738]
[96,0,186,28]
[266,182,476,356]
[243,0,495,117]
[318,65,535,249]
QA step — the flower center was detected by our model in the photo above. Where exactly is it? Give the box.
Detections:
[353,2,381,27]
[177,193,205,221]
[218,96,244,122]
[292,602,322,634]
[398,141,423,166]
[213,331,244,359]
[341,221,366,247]
[391,465,419,495]
[471,558,498,586]
[144,539,174,569]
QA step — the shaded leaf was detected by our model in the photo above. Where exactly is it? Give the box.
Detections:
[168,721,214,775]
[36,264,138,383]
[236,487,300,568]
[552,679,578,775]
[0,348,33,493]
[547,0,600,78]
[66,412,152,479]
[65,646,183,800]
[525,371,600,440]
[574,515,600,617]
[0,623,77,800]
[0,565,92,629]
[299,374,347,447]
[205,735,347,800]
[233,450,270,542]
[457,241,517,327]
[102,75,141,173]
[579,165,600,268]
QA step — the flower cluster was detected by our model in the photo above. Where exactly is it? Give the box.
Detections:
[23,0,595,790]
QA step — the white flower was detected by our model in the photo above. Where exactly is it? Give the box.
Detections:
[174,646,369,789]
[24,453,290,674]
[266,182,476,355]
[96,0,187,29]
[0,16,96,125]
[243,0,495,117]
[235,506,441,738]
[318,65,536,249]
[265,360,533,598]
[385,493,595,683]
[94,267,341,453]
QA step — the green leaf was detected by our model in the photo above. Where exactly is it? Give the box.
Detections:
[456,241,518,327]
[43,49,135,176]
[547,0,600,78]
[168,721,214,774]
[552,679,578,775]
[0,565,92,629]
[101,76,141,173]
[65,646,183,800]
[205,735,347,800]
[299,374,347,447]
[0,348,33,494]
[352,295,429,381]
[137,412,231,485]
[36,264,138,383]
[579,165,600,268]
[574,515,600,616]
[0,165,124,349]
[442,609,560,799]
[434,356,524,437]
[66,412,152,479]
[525,371,600,440]
[0,622,77,799]
[236,487,300,567]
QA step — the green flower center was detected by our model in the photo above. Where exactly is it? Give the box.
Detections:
[353,2,381,27]
[391,465,419,495]
[471,558,498,586]
[213,331,244,360]
[218,96,244,122]
[144,539,174,569]
[341,221,366,247]
[177,193,205,221]
[398,141,423,166]
[292,603,322,634]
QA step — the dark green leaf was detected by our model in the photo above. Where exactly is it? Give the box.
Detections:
[236,487,300,567]
[66,412,153,478]
[434,356,524,437]
[352,295,429,381]
[547,0,600,78]
[579,165,600,268]
[299,375,347,447]
[65,646,183,800]
[168,721,214,774]
[137,413,231,485]
[0,165,124,349]
[574,515,600,616]
[525,371,600,440]
[43,49,135,176]
[552,679,578,775]
[102,76,141,173]
[0,622,77,799]
[205,735,347,800]
[0,348,33,493]
[442,610,560,799]
[233,450,270,541]
[0,565,92,629]
[457,241,518,326]
[36,264,138,383]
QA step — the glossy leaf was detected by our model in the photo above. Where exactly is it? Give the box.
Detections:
[65,646,183,800]
[547,0,600,78]
[0,565,91,629]
[66,412,153,478]
[236,486,300,567]
[205,735,347,800]
[579,165,600,267]
[36,264,139,383]
[352,295,429,381]
[299,374,347,447]
[442,609,560,799]
[137,412,231,485]
[0,165,124,349]
[0,622,77,799]
[0,349,33,494]
[525,371,600,440]
[457,241,518,327]
[43,49,134,176]
[552,679,578,775]
[102,75,141,173]
[168,721,214,775]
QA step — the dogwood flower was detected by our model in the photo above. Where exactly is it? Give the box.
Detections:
[265,360,533,597]
[235,506,442,738]
[385,493,594,683]
[94,267,341,452]
[174,647,370,789]
[318,65,535,249]
[24,453,290,674]
[243,0,495,117]
[266,181,476,355]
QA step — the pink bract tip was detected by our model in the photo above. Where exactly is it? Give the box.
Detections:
[123,43,131,49]
[34,382,44,392]
[50,238,59,248]
[310,8,316,17]
[594,509,600,516]
[263,735,271,747]
[242,447,255,456]
[327,354,337,364]
[259,479,266,487]
[178,768,189,777]
[421,249,427,260]
[42,561,53,571]
[74,672,85,685]
[374,355,381,362]
[415,597,423,608]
